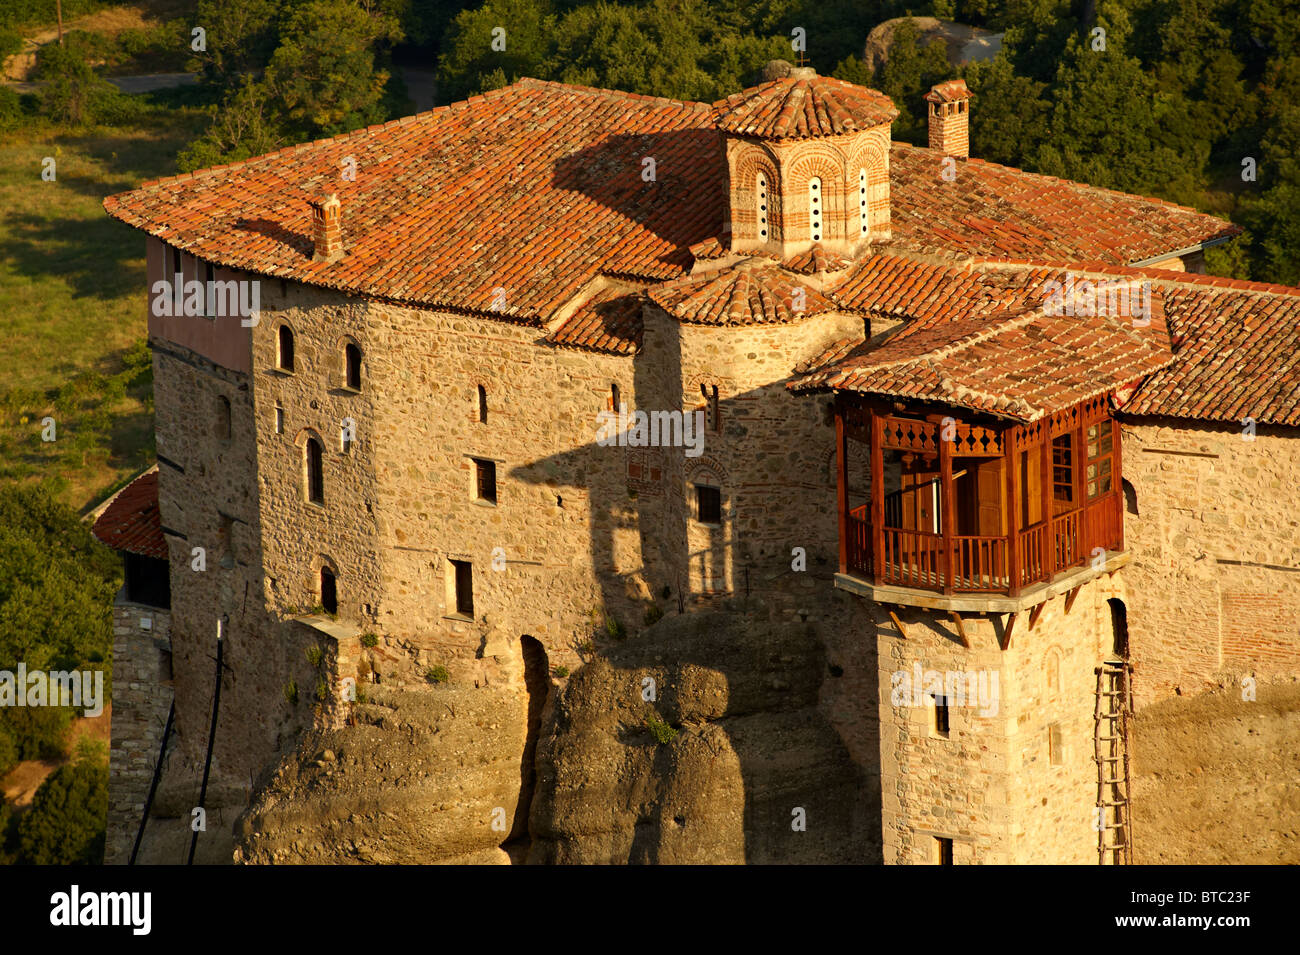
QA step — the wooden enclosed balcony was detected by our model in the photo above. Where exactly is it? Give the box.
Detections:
[834,393,1125,608]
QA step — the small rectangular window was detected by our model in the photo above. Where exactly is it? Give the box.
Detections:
[274,403,284,435]
[932,694,950,737]
[696,485,721,524]
[452,559,473,617]
[474,458,497,504]
[935,837,954,865]
[1048,723,1063,766]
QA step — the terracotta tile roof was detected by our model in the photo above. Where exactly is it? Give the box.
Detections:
[794,337,868,375]
[648,266,836,325]
[813,253,1300,427]
[103,78,723,322]
[713,73,898,140]
[780,243,854,275]
[1122,284,1300,425]
[103,77,1238,328]
[888,143,1240,266]
[92,469,167,559]
[790,292,1175,421]
[924,79,973,103]
[547,286,643,355]
[829,253,1045,321]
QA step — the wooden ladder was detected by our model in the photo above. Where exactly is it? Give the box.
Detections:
[1094,661,1134,864]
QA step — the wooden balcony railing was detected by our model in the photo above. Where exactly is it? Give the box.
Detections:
[846,493,1122,595]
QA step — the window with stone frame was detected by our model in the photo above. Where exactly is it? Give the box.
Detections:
[277,324,295,372]
[345,343,362,390]
[473,457,497,504]
[305,437,324,504]
[695,484,721,525]
[451,559,473,617]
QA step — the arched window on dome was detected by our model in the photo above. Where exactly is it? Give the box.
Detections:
[808,177,822,241]
[755,173,769,240]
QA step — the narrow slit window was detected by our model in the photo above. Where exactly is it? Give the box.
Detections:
[169,246,183,280]
[474,458,497,504]
[345,343,362,390]
[610,382,620,412]
[305,437,324,504]
[274,402,284,435]
[859,169,869,236]
[932,694,950,737]
[808,177,822,241]
[1048,723,1063,766]
[477,384,487,423]
[700,383,720,433]
[217,395,231,441]
[452,559,473,617]
[278,325,295,372]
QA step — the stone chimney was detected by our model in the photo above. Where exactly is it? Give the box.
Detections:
[924,79,973,159]
[309,193,343,262]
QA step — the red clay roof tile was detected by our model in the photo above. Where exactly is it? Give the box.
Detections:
[92,470,166,559]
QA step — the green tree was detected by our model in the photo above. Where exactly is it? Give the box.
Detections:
[965,54,1049,167]
[436,0,555,102]
[267,0,403,136]
[14,740,108,865]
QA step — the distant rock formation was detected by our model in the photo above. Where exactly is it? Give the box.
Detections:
[863,17,1003,74]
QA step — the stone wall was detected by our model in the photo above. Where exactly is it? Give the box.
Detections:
[105,597,172,865]
[874,577,1119,865]
[1119,417,1300,707]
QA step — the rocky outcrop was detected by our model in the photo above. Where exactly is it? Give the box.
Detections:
[235,674,529,864]
[528,611,879,864]
[233,609,880,864]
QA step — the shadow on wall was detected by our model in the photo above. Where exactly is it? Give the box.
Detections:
[509,319,881,863]
[525,611,881,864]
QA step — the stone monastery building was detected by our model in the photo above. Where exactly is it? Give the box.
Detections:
[95,67,1300,864]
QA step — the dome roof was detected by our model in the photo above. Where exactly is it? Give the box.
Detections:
[714,69,898,140]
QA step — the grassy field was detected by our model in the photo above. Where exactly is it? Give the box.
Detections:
[0,112,202,511]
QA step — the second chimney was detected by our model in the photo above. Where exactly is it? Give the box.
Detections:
[309,193,344,262]
[924,80,973,159]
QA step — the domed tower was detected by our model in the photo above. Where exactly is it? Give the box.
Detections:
[715,67,898,259]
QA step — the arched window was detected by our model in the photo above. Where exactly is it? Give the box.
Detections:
[217,395,231,441]
[477,384,487,424]
[756,173,769,240]
[305,436,323,504]
[808,177,822,241]
[320,565,337,615]
[858,169,869,236]
[610,382,621,411]
[277,324,295,372]
[345,343,362,390]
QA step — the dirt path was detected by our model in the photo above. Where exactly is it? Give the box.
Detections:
[4,4,156,81]
[0,705,112,809]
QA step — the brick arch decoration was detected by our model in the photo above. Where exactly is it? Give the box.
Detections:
[730,144,783,243]
[847,135,890,235]
[785,150,847,243]
[293,426,325,449]
[685,456,729,490]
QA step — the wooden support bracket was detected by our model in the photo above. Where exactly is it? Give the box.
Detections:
[949,611,970,648]
[1028,602,1046,632]
[1000,612,1019,651]
[888,609,908,640]
[1064,585,1082,616]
